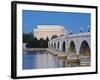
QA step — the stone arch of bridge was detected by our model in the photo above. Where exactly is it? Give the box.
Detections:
[62,41,66,52]
[79,40,90,57]
[79,40,91,66]
[54,42,56,49]
[57,41,59,50]
[69,41,76,54]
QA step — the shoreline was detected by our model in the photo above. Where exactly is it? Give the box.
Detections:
[24,48,67,59]
[24,48,47,51]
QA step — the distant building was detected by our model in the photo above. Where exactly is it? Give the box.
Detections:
[34,25,65,40]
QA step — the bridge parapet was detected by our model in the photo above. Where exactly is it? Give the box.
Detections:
[49,32,90,42]
[68,32,90,38]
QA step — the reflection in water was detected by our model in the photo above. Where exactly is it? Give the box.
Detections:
[23,51,79,69]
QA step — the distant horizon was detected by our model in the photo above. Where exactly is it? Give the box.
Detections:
[23,10,91,34]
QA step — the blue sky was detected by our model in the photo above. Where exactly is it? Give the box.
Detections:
[23,10,91,33]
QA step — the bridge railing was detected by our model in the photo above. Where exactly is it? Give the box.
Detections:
[49,32,90,42]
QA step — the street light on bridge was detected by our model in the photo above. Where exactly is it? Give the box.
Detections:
[80,27,83,33]
[70,30,73,34]
[88,25,90,32]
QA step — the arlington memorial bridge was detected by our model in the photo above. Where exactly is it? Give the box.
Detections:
[48,32,91,66]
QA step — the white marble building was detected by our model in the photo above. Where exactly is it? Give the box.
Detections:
[34,25,66,40]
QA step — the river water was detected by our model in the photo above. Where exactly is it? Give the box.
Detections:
[23,51,67,69]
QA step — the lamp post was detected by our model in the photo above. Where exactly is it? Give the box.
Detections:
[88,25,90,32]
[80,27,83,33]
[70,30,73,34]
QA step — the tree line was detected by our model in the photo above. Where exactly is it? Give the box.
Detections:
[23,32,63,48]
[23,33,49,48]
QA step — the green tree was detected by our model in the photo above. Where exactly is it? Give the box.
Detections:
[51,35,58,39]
[23,32,34,43]
[26,37,39,48]
[45,37,49,48]
[39,38,45,48]
[23,32,50,48]
[59,34,64,37]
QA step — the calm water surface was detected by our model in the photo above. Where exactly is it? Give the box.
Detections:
[23,51,67,69]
